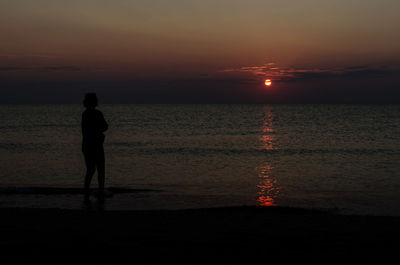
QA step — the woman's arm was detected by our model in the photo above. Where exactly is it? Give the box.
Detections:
[98,111,108,132]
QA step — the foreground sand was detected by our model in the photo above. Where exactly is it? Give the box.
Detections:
[1,206,399,264]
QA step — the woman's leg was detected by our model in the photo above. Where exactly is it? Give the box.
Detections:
[84,152,96,199]
[96,145,105,192]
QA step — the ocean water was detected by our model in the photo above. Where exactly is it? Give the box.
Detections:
[0,104,400,215]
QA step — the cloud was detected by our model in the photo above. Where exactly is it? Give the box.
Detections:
[0,66,31,71]
[0,65,82,73]
[219,63,399,81]
[40,66,81,72]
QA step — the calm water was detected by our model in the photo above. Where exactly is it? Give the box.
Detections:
[1,104,400,215]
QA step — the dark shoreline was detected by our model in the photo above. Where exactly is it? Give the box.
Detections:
[1,206,399,264]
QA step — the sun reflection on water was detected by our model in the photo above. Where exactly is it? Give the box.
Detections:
[257,164,280,206]
[257,106,280,206]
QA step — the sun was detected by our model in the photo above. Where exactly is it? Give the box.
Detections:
[264,79,272,86]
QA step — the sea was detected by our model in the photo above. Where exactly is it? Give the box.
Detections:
[1,104,399,215]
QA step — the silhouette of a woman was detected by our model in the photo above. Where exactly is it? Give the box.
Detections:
[82,93,108,200]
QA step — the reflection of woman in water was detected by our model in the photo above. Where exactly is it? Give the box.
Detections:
[81,93,108,200]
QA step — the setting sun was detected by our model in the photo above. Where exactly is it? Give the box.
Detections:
[265,79,272,86]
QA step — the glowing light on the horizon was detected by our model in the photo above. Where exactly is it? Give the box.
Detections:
[264,79,272,86]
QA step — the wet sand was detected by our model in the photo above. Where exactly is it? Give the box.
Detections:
[1,206,399,264]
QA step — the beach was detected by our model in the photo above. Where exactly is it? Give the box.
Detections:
[2,0,400,263]
[1,206,399,264]
[1,105,400,264]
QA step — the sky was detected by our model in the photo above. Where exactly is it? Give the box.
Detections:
[1,0,399,103]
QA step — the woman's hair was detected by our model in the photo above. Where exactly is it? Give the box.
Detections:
[83,93,98,108]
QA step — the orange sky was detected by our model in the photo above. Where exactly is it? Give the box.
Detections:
[1,0,400,102]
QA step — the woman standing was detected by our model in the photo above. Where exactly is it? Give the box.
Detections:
[81,93,108,201]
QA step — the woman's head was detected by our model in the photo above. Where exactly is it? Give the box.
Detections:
[83,93,98,108]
